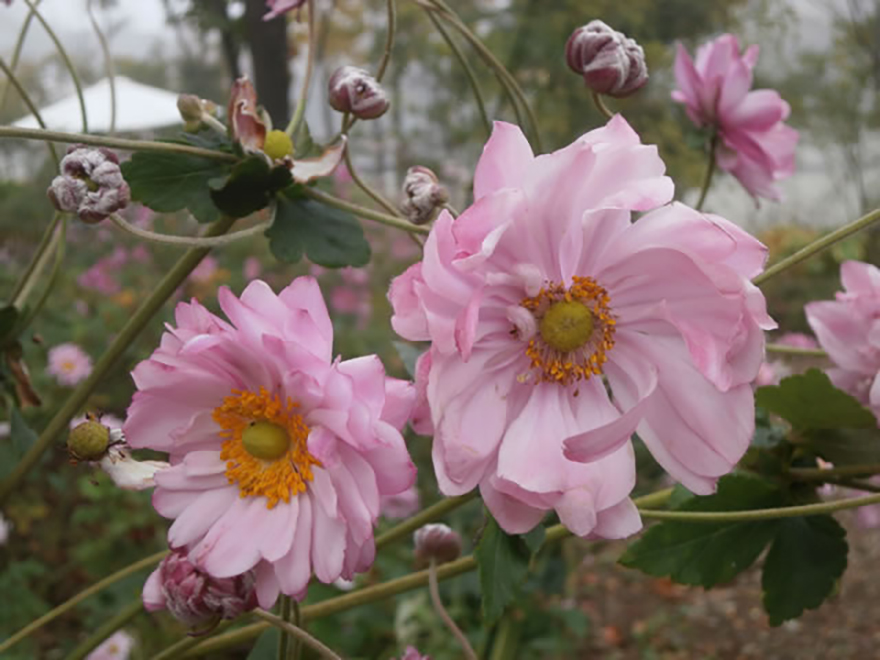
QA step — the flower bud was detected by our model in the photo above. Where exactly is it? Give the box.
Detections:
[143,548,258,629]
[177,94,204,123]
[565,21,648,98]
[48,146,130,223]
[400,166,449,225]
[68,419,111,461]
[328,66,389,120]
[414,523,461,567]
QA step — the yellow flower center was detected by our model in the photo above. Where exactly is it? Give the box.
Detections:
[213,387,320,509]
[520,275,616,384]
[264,129,294,161]
[62,360,76,373]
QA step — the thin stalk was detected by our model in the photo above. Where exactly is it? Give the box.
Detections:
[695,134,717,211]
[108,210,273,248]
[488,614,518,660]
[765,343,827,358]
[753,206,880,286]
[0,216,238,506]
[62,598,143,660]
[278,596,293,660]
[292,602,303,660]
[301,187,429,234]
[425,8,491,138]
[86,0,116,134]
[0,550,167,655]
[787,463,880,480]
[0,57,59,166]
[286,0,317,137]
[15,215,67,332]
[0,126,239,162]
[591,91,613,121]
[147,623,232,660]
[342,147,401,216]
[375,492,478,549]
[823,478,880,493]
[375,0,397,83]
[253,609,343,660]
[9,212,61,306]
[0,0,40,113]
[428,560,477,660]
[23,0,88,133]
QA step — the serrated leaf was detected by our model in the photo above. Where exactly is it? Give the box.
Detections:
[266,192,370,268]
[756,369,876,431]
[761,515,848,626]
[392,341,422,379]
[476,515,533,624]
[619,474,784,588]
[807,428,880,466]
[209,156,291,218]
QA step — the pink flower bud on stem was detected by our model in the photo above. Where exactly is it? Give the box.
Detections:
[565,20,648,99]
[328,66,390,120]
[401,166,449,225]
[48,146,130,224]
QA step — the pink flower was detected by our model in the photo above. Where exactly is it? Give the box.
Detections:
[190,256,219,284]
[243,257,263,280]
[380,484,420,519]
[48,343,93,386]
[125,278,416,607]
[85,631,134,660]
[330,285,361,314]
[389,118,774,537]
[806,260,880,417]
[395,647,431,660]
[672,34,799,202]
[263,0,306,21]
[48,146,130,223]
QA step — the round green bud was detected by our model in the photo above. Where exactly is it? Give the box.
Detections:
[242,421,290,461]
[67,420,110,461]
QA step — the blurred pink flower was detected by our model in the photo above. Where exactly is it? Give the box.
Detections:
[190,256,219,283]
[74,299,89,316]
[330,285,361,314]
[131,245,151,264]
[309,264,327,278]
[263,0,306,21]
[777,332,818,350]
[395,648,431,660]
[78,261,120,295]
[806,260,880,418]
[390,235,419,261]
[85,630,134,660]
[672,34,799,202]
[380,484,420,519]
[243,257,262,280]
[48,343,93,386]
[340,266,369,286]
[390,118,773,537]
[124,278,416,607]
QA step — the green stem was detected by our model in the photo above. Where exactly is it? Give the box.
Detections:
[62,598,143,660]
[591,91,613,121]
[753,207,880,286]
[292,601,303,660]
[86,0,116,134]
[9,212,61,307]
[0,216,238,507]
[147,623,232,660]
[286,0,317,137]
[15,215,67,332]
[428,560,477,660]
[278,596,293,660]
[488,614,519,660]
[301,187,429,235]
[375,492,478,549]
[787,463,880,480]
[695,134,717,212]
[765,343,827,358]
[0,550,167,655]
[823,477,880,493]
[425,8,491,138]
[0,0,41,113]
[0,126,239,162]
[108,210,273,248]
[375,0,397,83]
[342,146,401,216]
[253,609,343,660]
[23,0,88,133]
[0,57,59,166]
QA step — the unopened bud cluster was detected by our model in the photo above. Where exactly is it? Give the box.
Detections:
[48,146,130,223]
[414,523,461,567]
[328,66,389,120]
[565,20,648,98]
[401,166,448,225]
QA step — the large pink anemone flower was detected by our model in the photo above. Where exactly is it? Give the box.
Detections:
[672,34,798,202]
[390,117,774,536]
[124,277,416,607]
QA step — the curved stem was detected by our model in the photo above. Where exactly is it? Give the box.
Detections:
[428,560,478,660]
[253,609,343,660]
[695,134,717,212]
[0,550,167,655]
[9,212,61,306]
[375,492,478,549]
[109,210,273,248]
[765,343,827,358]
[286,0,317,137]
[754,207,880,286]
[787,462,880,480]
[0,0,41,113]
[147,623,232,660]
[425,8,491,138]
[591,91,613,121]
[0,126,238,162]
[86,0,116,134]
[15,214,67,332]
[0,216,238,506]
[0,57,59,166]
[375,0,397,83]
[342,147,401,216]
[23,0,88,133]
[62,598,143,660]
[301,187,429,234]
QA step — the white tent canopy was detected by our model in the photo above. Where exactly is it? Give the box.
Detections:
[11,76,183,133]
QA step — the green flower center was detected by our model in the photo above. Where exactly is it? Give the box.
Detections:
[241,420,290,461]
[538,300,595,353]
[263,130,294,161]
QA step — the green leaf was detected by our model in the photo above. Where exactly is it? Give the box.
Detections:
[392,341,422,379]
[619,474,784,588]
[121,138,232,223]
[752,406,787,449]
[808,428,880,466]
[245,628,280,660]
[476,515,533,624]
[292,120,322,159]
[756,369,876,431]
[521,524,545,554]
[208,156,291,218]
[266,192,371,268]
[0,305,18,344]
[761,515,848,626]
[0,408,37,479]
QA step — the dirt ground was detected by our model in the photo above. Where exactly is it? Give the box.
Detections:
[573,511,880,659]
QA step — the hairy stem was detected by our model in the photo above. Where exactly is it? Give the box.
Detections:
[342,146,401,216]
[429,560,478,660]
[253,609,344,660]
[375,492,478,549]
[300,187,429,234]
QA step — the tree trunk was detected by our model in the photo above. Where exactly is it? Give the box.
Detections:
[243,0,291,127]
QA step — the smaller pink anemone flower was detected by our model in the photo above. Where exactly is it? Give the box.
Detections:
[125,277,416,607]
[48,343,93,386]
[85,630,134,660]
[672,34,798,202]
[806,260,880,419]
